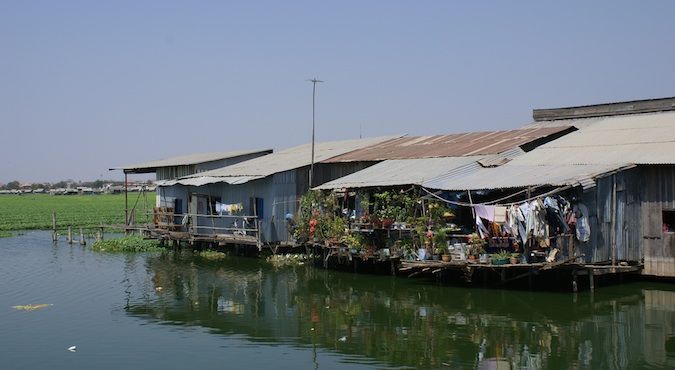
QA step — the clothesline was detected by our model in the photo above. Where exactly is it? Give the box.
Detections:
[420,185,572,208]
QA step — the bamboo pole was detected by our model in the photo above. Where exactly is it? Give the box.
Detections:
[124,172,129,228]
[610,175,617,266]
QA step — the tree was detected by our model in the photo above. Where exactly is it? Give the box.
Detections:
[5,181,20,190]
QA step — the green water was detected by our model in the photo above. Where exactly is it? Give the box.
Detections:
[1,232,674,369]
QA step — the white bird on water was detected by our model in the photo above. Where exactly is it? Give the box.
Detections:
[68,346,76,352]
[338,336,347,342]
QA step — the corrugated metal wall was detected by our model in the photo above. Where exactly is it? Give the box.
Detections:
[313,162,378,186]
[157,165,195,180]
[641,165,675,277]
[578,168,642,264]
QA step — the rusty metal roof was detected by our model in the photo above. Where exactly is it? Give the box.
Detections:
[322,126,573,162]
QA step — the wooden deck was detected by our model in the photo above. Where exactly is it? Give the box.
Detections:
[399,259,643,291]
[141,227,260,247]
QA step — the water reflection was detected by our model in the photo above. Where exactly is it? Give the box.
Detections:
[126,252,675,369]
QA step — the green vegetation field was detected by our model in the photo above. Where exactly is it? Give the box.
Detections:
[0,193,155,231]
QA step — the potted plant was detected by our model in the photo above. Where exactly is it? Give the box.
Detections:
[468,233,486,262]
[510,253,520,264]
[342,233,363,254]
[491,250,511,265]
[432,246,444,261]
[433,227,449,249]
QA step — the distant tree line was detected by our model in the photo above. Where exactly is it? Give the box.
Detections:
[0,179,153,191]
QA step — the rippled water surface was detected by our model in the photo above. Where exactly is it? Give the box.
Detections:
[1,231,674,370]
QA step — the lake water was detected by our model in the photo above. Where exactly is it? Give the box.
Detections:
[1,231,674,370]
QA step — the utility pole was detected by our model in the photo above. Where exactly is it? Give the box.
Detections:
[307,78,323,188]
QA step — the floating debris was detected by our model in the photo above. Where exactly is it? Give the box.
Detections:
[266,254,310,268]
[12,304,53,311]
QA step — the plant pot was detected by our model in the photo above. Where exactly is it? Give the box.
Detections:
[381,218,393,229]
[492,258,509,266]
[431,254,440,261]
[510,257,519,264]
[468,255,477,261]
[442,254,451,262]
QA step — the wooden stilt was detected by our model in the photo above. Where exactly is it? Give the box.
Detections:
[589,268,595,291]
[67,226,73,244]
[52,212,57,242]
[79,227,86,245]
[572,269,578,292]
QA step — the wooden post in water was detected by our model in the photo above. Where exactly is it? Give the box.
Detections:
[572,269,578,293]
[98,225,104,241]
[52,212,57,242]
[67,226,73,244]
[79,227,86,245]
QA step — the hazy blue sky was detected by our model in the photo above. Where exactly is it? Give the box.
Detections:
[2,1,675,183]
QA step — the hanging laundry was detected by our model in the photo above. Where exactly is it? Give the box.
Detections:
[544,196,570,234]
[494,206,507,223]
[474,204,496,222]
[475,215,490,238]
[574,203,591,242]
[507,205,527,244]
[216,202,244,215]
[527,199,548,242]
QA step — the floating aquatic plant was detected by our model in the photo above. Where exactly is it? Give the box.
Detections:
[196,250,227,260]
[91,236,163,252]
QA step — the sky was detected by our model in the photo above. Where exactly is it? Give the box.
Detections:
[2,0,675,183]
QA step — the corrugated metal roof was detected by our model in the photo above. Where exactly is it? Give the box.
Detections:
[517,111,675,165]
[421,110,675,191]
[156,176,264,187]
[323,127,572,162]
[533,96,675,121]
[314,156,483,190]
[422,162,632,191]
[111,149,273,172]
[182,136,401,182]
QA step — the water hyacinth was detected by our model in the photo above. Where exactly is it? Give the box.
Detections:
[196,250,227,260]
[91,236,163,252]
